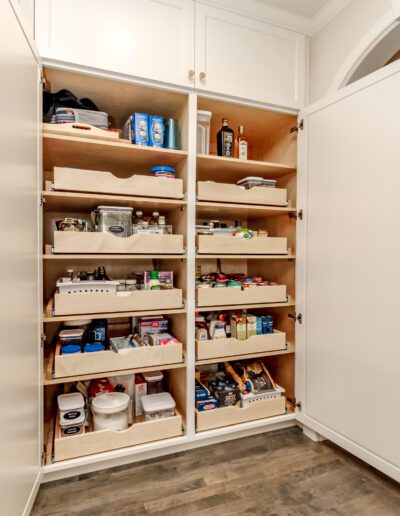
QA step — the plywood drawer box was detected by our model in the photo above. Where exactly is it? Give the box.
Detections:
[53,167,184,199]
[54,413,183,461]
[53,289,183,316]
[54,342,183,378]
[196,331,286,360]
[53,231,184,255]
[196,285,287,307]
[197,235,287,255]
[197,181,287,206]
[196,397,286,432]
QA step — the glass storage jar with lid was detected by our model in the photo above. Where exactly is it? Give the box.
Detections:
[94,206,133,237]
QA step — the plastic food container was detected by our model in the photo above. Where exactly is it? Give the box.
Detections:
[143,371,164,395]
[59,413,85,437]
[61,344,82,355]
[141,392,176,421]
[95,206,133,237]
[59,329,83,348]
[58,392,85,424]
[91,392,130,431]
[84,343,105,353]
[197,110,212,155]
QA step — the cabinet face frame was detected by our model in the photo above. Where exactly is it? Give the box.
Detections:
[296,60,400,483]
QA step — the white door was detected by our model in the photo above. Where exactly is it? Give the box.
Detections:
[35,0,195,88]
[296,61,400,482]
[195,2,306,108]
[0,2,42,514]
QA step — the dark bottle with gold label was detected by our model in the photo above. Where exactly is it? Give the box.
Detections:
[217,118,234,157]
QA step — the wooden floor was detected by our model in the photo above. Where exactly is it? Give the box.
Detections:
[32,427,400,515]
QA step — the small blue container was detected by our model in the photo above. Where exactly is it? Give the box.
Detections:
[151,166,175,178]
[84,343,105,353]
[149,115,164,148]
[61,345,81,355]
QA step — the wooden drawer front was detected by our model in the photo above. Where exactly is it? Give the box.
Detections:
[54,289,183,316]
[196,397,286,432]
[197,235,287,255]
[197,181,287,206]
[53,231,184,254]
[196,331,286,360]
[53,167,184,199]
[54,342,183,378]
[54,414,183,461]
[196,285,286,307]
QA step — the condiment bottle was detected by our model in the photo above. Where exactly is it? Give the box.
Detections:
[217,118,234,157]
[148,270,161,290]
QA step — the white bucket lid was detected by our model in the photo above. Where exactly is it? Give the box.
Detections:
[97,206,133,212]
[197,110,212,121]
[92,392,130,415]
[58,392,85,411]
[59,329,84,339]
[141,392,175,413]
[63,319,92,327]
[143,370,163,382]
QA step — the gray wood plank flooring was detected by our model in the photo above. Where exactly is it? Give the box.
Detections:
[31,427,400,515]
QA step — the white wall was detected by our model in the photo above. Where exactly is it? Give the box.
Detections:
[310,0,392,102]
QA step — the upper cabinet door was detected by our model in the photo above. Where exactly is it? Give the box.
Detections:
[195,3,306,108]
[296,62,400,482]
[35,0,195,88]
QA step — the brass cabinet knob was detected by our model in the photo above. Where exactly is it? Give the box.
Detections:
[188,69,195,79]
[199,71,206,80]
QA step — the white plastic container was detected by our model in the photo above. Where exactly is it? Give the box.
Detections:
[59,413,85,437]
[57,392,85,425]
[91,392,130,431]
[197,110,212,155]
[141,392,176,421]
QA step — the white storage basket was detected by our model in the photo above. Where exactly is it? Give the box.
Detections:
[56,280,119,295]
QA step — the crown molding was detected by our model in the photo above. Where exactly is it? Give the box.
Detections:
[311,0,353,34]
[198,0,313,34]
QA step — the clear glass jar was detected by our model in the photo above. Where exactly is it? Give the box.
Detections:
[95,206,133,237]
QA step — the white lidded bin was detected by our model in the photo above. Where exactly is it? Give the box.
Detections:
[197,110,212,155]
[141,392,176,421]
[91,392,130,431]
[58,392,85,424]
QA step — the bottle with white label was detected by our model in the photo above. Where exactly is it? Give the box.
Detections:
[235,125,248,160]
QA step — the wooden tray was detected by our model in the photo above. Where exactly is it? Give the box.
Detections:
[197,235,287,255]
[53,166,184,199]
[196,285,287,307]
[196,331,286,360]
[53,231,184,255]
[197,181,288,206]
[43,122,120,141]
[196,397,286,432]
[54,341,183,378]
[54,413,183,461]
[53,289,183,316]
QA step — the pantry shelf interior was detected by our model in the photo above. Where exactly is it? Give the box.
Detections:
[42,191,186,213]
[43,307,187,323]
[195,344,295,366]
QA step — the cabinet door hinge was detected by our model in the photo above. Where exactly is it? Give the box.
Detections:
[288,397,302,411]
[40,194,46,207]
[289,312,303,324]
[40,74,47,89]
[41,333,46,347]
[290,119,304,134]
[289,209,303,221]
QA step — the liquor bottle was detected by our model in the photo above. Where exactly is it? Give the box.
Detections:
[235,125,248,160]
[217,118,234,157]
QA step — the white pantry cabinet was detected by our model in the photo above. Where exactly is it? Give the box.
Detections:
[4,3,400,515]
[194,2,306,108]
[35,0,195,88]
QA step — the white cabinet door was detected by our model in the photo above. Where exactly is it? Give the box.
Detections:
[195,2,305,108]
[35,0,194,88]
[296,61,400,482]
[0,1,42,514]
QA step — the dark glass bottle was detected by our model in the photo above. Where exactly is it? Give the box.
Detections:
[217,118,234,157]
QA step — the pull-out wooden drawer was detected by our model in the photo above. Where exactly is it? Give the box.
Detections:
[196,396,286,432]
[54,413,183,461]
[197,235,287,255]
[53,289,183,316]
[53,231,184,255]
[197,181,287,206]
[53,166,184,199]
[196,331,286,360]
[196,285,287,307]
[53,341,183,378]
